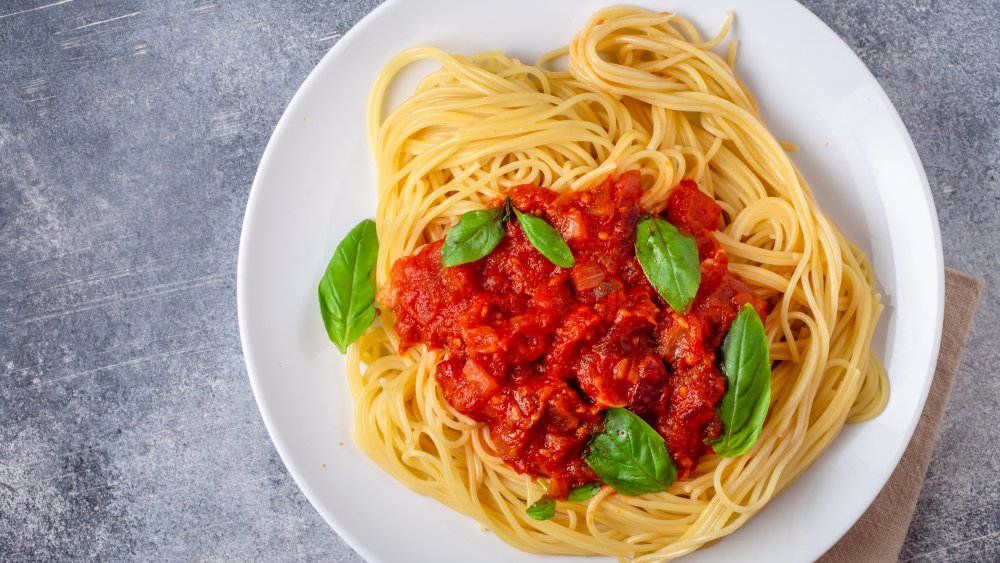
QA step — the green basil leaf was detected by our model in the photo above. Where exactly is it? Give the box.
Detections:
[712,304,772,457]
[526,497,556,520]
[318,219,379,353]
[513,207,575,268]
[441,206,506,266]
[585,408,676,496]
[634,216,701,313]
[567,482,602,502]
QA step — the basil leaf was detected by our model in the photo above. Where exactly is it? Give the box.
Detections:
[634,216,701,313]
[712,304,772,457]
[513,207,575,268]
[318,219,379,353]
[441,206,506,266]
[526,497,556,520]
[585,408,676,496]
[567,482,602,502]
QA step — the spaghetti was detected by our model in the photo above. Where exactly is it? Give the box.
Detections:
[347,6,888,560]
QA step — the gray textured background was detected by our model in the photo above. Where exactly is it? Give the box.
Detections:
[0,0,996,561]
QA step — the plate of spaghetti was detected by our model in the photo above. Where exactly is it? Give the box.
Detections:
[237,0,943,561]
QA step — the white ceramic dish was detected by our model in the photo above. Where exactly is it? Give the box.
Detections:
[237,0,943,561]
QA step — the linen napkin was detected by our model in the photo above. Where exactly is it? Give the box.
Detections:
[820,268,983,562]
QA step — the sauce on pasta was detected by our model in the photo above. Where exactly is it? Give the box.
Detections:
[378,171,765,499]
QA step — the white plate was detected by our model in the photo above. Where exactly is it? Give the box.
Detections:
[237,0,943,561]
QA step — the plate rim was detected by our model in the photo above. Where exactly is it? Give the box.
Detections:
[237,0,944,560]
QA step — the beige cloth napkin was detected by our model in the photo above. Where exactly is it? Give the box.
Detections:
[820,268,983,562]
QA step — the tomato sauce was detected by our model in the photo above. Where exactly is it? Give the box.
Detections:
[378,172,765,498]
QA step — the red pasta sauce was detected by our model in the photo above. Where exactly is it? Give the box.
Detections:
[378,172,765,499]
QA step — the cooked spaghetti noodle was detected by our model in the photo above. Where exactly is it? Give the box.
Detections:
[347,6,888,560]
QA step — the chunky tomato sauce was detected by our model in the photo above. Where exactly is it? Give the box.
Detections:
[378,172,765,499]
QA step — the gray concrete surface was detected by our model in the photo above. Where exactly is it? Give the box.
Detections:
[0,0,996,561]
